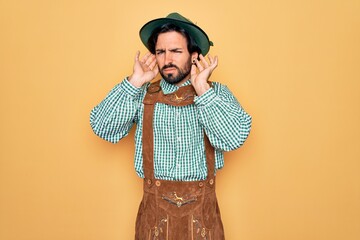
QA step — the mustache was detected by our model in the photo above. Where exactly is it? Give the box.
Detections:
[161,64,179,71]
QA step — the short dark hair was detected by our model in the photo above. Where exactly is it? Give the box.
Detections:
[147,23,201,55]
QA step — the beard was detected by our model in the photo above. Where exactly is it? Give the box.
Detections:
[159,58,192,85]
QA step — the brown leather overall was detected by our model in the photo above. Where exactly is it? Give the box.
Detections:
[135,81,225,240]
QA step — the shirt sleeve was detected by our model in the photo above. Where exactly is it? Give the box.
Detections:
[90,78,145,143]
[194,82,252,151]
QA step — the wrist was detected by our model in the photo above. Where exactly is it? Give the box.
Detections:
[193,82,210,96]
[194,87,216,106]
[128,75,144,88]
[121,77,143,97]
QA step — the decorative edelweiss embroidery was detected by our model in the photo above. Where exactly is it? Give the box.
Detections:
[162,191,198,207]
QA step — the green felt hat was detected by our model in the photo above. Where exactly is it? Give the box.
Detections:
[139,12,213,55]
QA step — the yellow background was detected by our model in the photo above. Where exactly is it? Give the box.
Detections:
[1,0,359,239]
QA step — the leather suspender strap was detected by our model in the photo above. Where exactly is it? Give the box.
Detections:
[142,103,156,186]
[142,81,215,182]
[204,133,215,182]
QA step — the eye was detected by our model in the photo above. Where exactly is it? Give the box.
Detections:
[156,50,164,55]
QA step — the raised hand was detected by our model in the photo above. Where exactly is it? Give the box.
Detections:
[128,51,159,88]
[190,54,218,96]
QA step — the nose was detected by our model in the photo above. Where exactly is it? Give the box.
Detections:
[164,51,173,65]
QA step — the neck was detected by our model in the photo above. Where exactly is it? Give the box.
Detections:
[175,74,191,87]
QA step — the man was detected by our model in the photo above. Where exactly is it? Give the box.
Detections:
[90,12,252,239]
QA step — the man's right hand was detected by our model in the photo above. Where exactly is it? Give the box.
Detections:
[128,51,159,88]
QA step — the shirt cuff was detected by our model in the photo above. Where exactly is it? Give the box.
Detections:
[194,87,217,107]
[119,77,142,98]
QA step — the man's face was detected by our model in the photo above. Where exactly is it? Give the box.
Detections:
[155,31,197,85]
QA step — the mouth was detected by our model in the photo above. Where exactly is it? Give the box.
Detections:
[163,67,177,73]
[162,67,177,74]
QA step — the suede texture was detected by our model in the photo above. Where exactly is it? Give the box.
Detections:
[135,81,225,240]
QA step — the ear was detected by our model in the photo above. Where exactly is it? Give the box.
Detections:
[191,52,199,61]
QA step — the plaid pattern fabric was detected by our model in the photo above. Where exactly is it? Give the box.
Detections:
[90,78,252,181]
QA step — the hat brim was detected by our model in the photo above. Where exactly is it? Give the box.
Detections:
[139,18,211,55]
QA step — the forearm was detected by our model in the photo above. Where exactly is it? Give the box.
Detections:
[195,83,252,151]
[90,79,144,143]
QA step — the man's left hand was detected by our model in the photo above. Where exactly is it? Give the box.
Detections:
[190,54,218,96]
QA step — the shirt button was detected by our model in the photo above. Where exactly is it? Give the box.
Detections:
[177,137,181,142]
[176,163,181,168]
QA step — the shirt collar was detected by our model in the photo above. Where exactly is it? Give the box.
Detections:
[160,79,192,94]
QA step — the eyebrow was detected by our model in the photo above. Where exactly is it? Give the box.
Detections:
[155,48,183,52]
[169,48,183,51]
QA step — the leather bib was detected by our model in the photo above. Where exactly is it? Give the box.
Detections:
[135,81,225,240]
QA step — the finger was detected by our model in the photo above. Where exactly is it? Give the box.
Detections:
[208,54,214,64]
[211,56,218,68]
[199,54,209,68]
[194,58,204,72]
[141,52,151,63]
[152,64,159,75]
[148,57,157,70]
[213,56,218,68]
[190,64,197,81]
[145,54,155,66]
[134,51,140,62]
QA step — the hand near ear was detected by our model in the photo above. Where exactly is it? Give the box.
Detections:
[128,51,159,88]
[190,54,218,96]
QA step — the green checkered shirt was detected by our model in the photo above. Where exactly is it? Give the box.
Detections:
[90,78,252,181]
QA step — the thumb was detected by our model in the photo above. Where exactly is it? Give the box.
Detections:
[153,64,159,76]
[134,51,140,61]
